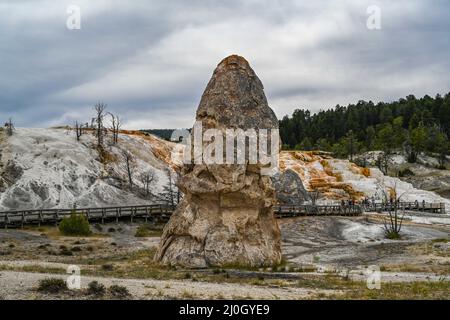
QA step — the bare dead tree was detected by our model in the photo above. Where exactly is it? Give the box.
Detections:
[307,188,322,214]
[75,121,84,141]
[94,102,107,147]
[309,188,321,206]
[162,168,181,207]
[121,149,135,190]
[5,118,15,136]
[376,151,390,175]
[108,112,121,144]
[376,180,407,239]
[139,169,158,197]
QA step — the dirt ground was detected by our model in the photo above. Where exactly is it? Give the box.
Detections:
[0,215,448,300]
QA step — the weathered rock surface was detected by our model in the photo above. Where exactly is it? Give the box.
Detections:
[156,55,282,268]
[272,169,309,205]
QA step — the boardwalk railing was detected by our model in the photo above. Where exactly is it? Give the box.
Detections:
[0,204,174,228]
[1,201,443,228]
[0,203,364,228]
[363,202,446,214]
[273,204,362,218]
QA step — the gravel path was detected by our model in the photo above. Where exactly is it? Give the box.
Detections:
[0,270,335,300]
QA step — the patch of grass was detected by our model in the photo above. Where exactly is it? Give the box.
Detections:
[71,246,82,252]
[37,278,67,293]
[97,145,117,164]
[378,263,449,275]
[180,290,196,299]
[134,224,163,237]
[432,238,449,243]
[59,248,73,256]
[109,285,130,298]
[101,263,114,271]
[398,168,414,177]
[87,281,106,296]
[333,280,450,300]
[385,231,401,240]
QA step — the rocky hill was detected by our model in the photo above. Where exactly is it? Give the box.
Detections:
[0,128,175,211]
[280,151,450,207]
[0,128,449,211]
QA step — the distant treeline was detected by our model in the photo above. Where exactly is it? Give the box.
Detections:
[142,93,450,167]
[279,93,450,165]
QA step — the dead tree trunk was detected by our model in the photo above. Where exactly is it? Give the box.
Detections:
[75,121,83,141]
[109,113,121,144]
[94,102,107,147]
[122,150,135,190]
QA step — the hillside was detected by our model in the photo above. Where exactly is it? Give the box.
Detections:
[0,128,175,211]
[0,128,448,211]
[280,151,450,207]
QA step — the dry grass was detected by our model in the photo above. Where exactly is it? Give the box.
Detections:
[332,281,450,300]
[97,145,118,164]
[23,225,108,240]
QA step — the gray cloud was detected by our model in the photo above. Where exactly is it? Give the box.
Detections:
[0,0,449,129]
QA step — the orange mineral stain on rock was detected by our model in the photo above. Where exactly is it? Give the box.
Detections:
[280,151,366,201]
[118,129,180,171]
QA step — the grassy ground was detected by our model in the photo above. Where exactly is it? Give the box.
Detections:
[1,246,449,299]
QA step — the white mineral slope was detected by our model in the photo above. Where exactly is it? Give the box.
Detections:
[332,159,450,206]
[280,151,450,212]
[0,128,174,211]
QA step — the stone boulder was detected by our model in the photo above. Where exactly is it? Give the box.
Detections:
[155,55,282,268]
[272,169,308,205]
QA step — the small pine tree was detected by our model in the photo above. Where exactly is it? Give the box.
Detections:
[59,205,91,236]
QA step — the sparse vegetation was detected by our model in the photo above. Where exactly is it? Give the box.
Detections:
[398,168,414,177]
[101,263,114,271]
[58,207,91,236]
[37,278,67,293]
[134,224,163,237]
[109,285,130,298]
[87,281,106,296]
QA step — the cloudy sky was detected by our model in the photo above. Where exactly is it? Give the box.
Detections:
[1,0,449,129]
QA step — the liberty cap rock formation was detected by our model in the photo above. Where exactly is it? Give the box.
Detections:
[156,55,282,268]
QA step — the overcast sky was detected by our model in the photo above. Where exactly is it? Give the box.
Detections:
[1,0,449,129]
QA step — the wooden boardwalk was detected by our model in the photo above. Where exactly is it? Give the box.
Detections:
[364,202,446,214]
[0,204,174,228]
[0,203,363,228]
[0,201,445,228]
[273,204,362,217]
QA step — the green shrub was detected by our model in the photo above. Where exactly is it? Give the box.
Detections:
[59,210,91,236]
[59,248,73,256]
[385,231,401,240]
[102,263,114,271]
[109,285,130,298]
[87,281,106,296]
[37,278,67,293]
[398,168,414,177]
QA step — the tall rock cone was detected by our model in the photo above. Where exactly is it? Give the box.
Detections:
[155,55,282,268]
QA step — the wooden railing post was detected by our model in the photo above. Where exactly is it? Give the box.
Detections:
[38,210,42,227]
